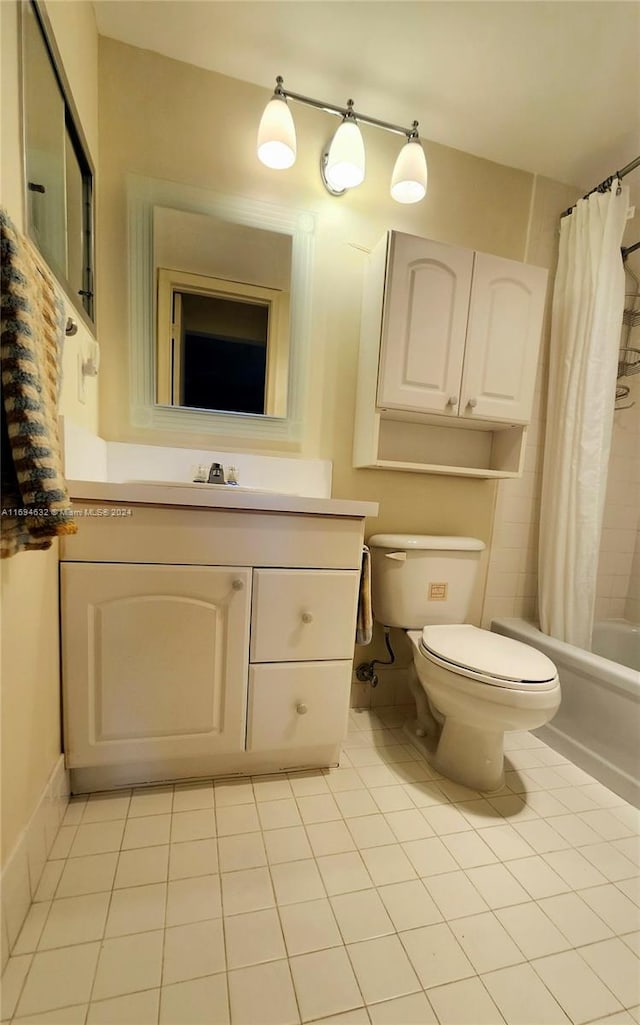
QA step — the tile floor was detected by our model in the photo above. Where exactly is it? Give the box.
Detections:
[2,706,639,1025]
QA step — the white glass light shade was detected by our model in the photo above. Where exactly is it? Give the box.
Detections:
[325,118,365,190]
[390,137,428,204]
[257,96,296,169]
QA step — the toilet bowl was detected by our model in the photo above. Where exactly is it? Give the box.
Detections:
[368,534,561,792]
[407,625,560,791]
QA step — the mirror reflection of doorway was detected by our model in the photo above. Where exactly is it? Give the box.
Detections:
[177,292,268,413]
[156,268,288,417]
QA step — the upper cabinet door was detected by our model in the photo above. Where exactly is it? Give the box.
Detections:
[377,234,474,415]
[460,253,548,424]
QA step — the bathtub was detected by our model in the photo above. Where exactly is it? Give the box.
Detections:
[491,618,640,808]
[592,619,640,673]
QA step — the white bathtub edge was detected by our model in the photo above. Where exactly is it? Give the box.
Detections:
[491,618,638,700]
[491,617,639,810]
[534,722,640,808]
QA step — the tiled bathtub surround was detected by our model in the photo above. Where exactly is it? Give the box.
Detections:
[483,190,640,635]
[2,708,639,1025]
[596,375,640,624]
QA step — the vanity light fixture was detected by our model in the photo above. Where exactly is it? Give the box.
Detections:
[257,77,428,204]
[257,84,297,169]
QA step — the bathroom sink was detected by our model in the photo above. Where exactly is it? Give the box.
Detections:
[124,480,291,495]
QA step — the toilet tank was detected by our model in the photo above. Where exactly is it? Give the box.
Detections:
[368,534,485,629]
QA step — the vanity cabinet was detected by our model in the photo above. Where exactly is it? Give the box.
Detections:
[61,564,252,769]
[60,495,371,791]
[354,231,548,478]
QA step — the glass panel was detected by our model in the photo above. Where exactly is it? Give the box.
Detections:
[23,3,67,281]
[64,129,84,301]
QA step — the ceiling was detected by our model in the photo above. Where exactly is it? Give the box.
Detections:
[94,1,640,196]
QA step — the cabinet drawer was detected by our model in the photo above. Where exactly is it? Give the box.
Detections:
[247,661,352,752]
[250,569,359,662]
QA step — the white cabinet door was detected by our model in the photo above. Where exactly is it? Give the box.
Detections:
[377,233,474,415]
[61,563,251,767]
[460,252,548,423]
[247,661,352,752]
[250,569,359,663]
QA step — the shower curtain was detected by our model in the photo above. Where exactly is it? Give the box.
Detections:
[538,181,629,649]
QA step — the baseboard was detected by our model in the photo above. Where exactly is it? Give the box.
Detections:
[1,755,69,971]
[69,744,342,794]
[534,724,640,809]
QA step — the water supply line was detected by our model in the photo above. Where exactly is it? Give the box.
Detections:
[355,627,396,688]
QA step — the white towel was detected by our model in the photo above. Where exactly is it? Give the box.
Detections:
[356,545,373,645]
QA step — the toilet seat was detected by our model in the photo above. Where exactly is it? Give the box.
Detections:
[419,624,558,692]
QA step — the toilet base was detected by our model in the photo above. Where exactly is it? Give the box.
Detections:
[402,717,506,793]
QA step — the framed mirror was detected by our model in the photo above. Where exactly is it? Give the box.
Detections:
[128,175,315,442]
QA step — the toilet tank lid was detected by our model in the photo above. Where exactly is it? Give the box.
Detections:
[368,534,485,552]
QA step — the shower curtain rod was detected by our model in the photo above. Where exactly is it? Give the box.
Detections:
[560,154,640,259]
[560,154,640,218]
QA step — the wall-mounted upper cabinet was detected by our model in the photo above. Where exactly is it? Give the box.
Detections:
[354,231,548,479]
[377,233,547,424]
[377,235,474,416]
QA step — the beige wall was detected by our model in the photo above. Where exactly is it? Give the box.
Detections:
[0,0,99,866]
[97,38,547,662]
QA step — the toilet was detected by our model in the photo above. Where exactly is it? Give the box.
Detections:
[368,534,561,792]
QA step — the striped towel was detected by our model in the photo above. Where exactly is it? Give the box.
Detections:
[356,544,373,645]
[1,209,77,557]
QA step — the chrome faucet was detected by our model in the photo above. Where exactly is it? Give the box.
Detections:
[207,462,225,484]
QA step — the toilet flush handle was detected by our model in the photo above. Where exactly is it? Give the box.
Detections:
[385,551,407,562]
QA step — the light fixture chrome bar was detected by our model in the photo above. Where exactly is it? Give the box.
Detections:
[274,76,418,139]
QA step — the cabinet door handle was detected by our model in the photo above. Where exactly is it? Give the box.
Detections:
[446,395,458,406]
[301,611,313,624]
[296,703,309,715]
[467,397,478,408]
[232,578,245,591]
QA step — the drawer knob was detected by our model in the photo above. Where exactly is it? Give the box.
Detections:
[467,397,478,409]
[301,611,313,624]
[232,578,245,591]
[446,395,458,406]
[296,703,308,715]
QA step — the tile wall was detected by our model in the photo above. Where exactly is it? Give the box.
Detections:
[482,178,640,634]
[595,375,640,624]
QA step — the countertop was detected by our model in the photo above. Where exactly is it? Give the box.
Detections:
[67,480,379,519]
